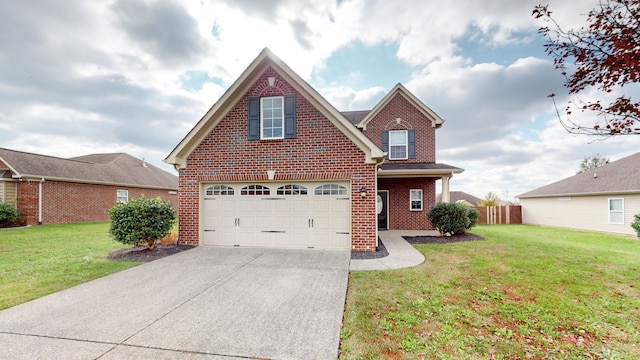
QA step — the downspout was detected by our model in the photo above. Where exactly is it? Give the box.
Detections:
[38,178,44,225]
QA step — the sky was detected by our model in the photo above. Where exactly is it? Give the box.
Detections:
[1,0,638,202]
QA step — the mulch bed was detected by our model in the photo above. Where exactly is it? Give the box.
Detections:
[107,245,194,262]
[403,232,485,244]
[351,237,389,259]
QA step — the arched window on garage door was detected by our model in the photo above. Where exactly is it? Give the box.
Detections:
[240,184,270,195]
[276,184,308,195]
[205,185,234,196]
[314,184,347,195]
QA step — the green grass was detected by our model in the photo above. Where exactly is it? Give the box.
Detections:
[340,225,640,360]
[0,222,140,310]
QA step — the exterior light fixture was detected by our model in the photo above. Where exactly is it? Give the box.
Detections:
[360,186,367,198]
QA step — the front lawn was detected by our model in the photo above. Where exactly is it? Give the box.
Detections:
[0,223,140,310]
[340,225,640,359]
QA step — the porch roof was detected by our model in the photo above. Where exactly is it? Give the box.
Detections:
[378,162,463,178]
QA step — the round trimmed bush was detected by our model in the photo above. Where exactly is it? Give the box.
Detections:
[108,196,176,250]
[428,202,475,236]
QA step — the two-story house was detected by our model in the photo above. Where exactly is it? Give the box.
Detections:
[164,48,462,251]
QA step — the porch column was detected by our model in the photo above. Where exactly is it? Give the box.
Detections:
[441,175,451,203]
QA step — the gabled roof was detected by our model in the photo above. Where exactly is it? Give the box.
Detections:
[0,148,177,190]
[164,48,385,168]
[436,191,482,205]
[518,152,640,198]
[357,83,445,130]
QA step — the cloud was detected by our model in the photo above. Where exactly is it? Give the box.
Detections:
[110,0,208,66]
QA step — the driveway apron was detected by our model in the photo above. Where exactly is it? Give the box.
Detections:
[0,247,351,360]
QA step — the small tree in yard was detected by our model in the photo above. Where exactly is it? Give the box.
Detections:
[0,203,19,228]
[428,202,478,236]
[577,153,610,174]
[108,196,176,250]
[477,192,500,207]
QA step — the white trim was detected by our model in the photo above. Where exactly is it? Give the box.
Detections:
[388,130,408,160]
[608,197,624,224]
[410,188,423,211]
[260,96,284,140]
[377,190,389,229]
[117,189,129,203]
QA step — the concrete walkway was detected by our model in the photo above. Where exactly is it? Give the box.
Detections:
[350,230,437,271]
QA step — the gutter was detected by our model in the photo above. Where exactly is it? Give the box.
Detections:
[14,174,177,191]
[38,178,44,225]
[518,189,640,199]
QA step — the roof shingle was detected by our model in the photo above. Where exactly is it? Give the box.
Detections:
[0,148,177,190]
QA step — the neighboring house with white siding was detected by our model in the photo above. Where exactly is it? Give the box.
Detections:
[518,152,640,236]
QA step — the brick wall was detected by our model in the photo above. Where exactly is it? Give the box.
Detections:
[16,180,178,225]
[179,66,378,251]
[378,178,435,230]
[363,92,437,163]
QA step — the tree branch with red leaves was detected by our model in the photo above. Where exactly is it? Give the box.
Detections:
[533,0,640,136]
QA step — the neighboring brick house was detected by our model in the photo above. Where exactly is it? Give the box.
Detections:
[0,148,178,225]
[164,48,462,251]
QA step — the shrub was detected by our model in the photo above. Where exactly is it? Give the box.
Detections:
[0,203,19,227]
[108,196,176,250]
[428,202,477,236]
[467,206,480,228]
[632,214,640,233]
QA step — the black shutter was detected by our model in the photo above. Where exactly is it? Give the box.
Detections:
[408,129,416,159]
[284,94,296,139]
[381,130,389,159]
[247,97,259,141]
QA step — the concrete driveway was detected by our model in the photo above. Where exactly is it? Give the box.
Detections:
[0,247,351,359]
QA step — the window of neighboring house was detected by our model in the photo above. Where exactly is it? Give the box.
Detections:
[410,189,423,211]
[389,130,408,160]
[608,198,624,224]
[116,190,128,203]
[261,96,284,139]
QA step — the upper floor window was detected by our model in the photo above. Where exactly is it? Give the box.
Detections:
[382,129,415,160]
[389,130,408,160]
[248,95,296,141]
[608,198,624,224]
[261,96,284,139]
[116,190,128,203]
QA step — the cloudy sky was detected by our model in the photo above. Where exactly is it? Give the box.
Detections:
[1,0,637,201]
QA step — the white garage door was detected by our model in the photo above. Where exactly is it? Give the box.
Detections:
[201,181,351,250]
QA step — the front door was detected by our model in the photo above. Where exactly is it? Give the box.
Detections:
[377,190,388,230]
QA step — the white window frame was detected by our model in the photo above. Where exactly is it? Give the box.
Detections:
[116,190,128,203]
[260,96,284,140]
[389,130,408,160]
[608,198,624,224]
[410,189,423,211]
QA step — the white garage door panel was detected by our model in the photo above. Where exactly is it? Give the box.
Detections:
[202,181,351,249]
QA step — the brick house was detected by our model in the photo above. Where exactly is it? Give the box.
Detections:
[164,48,462,251]
[0,148,178,225]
